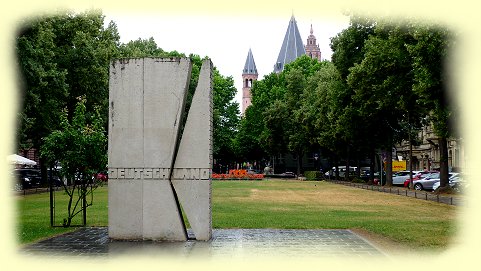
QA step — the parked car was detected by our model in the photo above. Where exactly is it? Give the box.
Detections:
[392,170,422,186]
[432,174,465,192]
[359,169,370,181]
[47,169,64,187]
[413,172,459,191]
[403,170,438,187]
[12,168,42,190]
[325,166,358,178]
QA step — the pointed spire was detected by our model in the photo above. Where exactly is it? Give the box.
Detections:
[243,48,258,75]
[305,24,321,61]
[274,15,306,73]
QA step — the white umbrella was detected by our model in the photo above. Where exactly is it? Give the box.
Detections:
[7,154,37,166]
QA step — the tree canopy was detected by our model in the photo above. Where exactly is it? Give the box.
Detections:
[15,11,456,189]
[16,10,240,182]
[41,97,107,226]
[236,15,455,185]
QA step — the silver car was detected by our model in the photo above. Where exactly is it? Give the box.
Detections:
[392,170,422,185]
[414,172,459,191]
[432,173,463,191]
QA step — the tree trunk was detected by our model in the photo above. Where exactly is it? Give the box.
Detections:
[296,151,303,176]
[334,156,339,180]
[369,148,375,184]
[83,182,87,226]
[439,136,449,188]
[409,133,414,189]
[356,151,361,178]
[385,148,393,186]
[40,157,48,187]
[345,145,350,181]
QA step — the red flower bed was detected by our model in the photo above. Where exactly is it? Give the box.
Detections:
[212,170,264,180]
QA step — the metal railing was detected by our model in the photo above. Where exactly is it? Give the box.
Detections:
[326,179,461,206]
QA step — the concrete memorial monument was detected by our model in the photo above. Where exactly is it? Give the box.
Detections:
[108,57,212,241]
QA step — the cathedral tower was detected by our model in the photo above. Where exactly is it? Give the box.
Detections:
[242,48,258,114]
[273,15,306,73]
[305,24,321,61]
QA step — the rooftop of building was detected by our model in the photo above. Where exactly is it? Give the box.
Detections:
[273,15,306,73]
[242,48,258,75]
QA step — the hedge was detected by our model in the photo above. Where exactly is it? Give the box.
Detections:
[304,171,324,181]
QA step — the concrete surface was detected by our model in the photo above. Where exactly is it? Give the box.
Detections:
[21,227,386,259]
[108,57,213,241]
[172,59,213,241]
[108,58,192,240]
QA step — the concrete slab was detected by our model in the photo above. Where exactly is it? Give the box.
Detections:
[108,58,193,241]
[108,180,143,239]
[21,227,386,259]
[172,59,213,241]
[142,179,186,241]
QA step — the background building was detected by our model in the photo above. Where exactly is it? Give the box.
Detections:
[305,24,322,61]
[396,125,465,172]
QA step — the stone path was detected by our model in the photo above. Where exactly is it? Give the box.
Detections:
[20,227,386,259]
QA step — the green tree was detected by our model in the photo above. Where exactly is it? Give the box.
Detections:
[234,105,267,162]
[212,68,240,163]
[47,10,120,120]
[347,21,430,186]
[407,25,455,190]
[41,97,107,227]
[284,67,309,175]
[16,16,68,155]
[330,15,376,80]
[299,62,349,179]
[329,16,376,180]
[117,37,168,58]
[16,10,119,183]
[261,56,324,175]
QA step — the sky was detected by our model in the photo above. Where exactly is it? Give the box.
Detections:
[105,13,350,110]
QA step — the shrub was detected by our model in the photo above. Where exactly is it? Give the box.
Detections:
[351,177,366,183]
[304,171,323,181]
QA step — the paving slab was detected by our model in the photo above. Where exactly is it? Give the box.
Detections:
[20,227,386,259]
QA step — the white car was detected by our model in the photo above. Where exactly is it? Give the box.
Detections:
[392,171,422,185]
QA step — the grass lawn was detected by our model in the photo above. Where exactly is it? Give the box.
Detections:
[17,186,109,244]
[16,180,458,251]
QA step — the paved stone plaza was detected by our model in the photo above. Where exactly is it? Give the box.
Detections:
[21,227,386,259]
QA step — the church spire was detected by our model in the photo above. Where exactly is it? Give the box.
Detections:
[305,24,321,61]
[241,48,258,114]
[242,48,258,75]
[273,15,306,73]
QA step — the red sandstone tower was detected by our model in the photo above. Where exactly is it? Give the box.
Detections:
[242,48,258,114]
[305,24,321,61]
